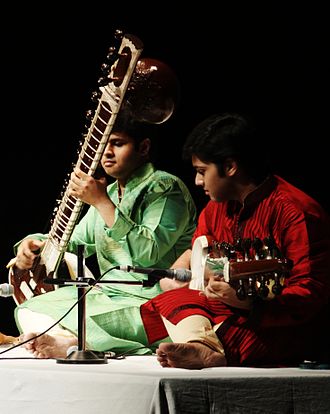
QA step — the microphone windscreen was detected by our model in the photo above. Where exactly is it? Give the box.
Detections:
[174,269,192,282]
[0,283,14,297]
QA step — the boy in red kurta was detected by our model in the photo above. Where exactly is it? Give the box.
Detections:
[141,112,330,368]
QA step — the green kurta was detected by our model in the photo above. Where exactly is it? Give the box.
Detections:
[14,163,196,354]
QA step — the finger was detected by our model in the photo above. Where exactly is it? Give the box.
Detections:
[32,239,46,249]
[205,285,221,299]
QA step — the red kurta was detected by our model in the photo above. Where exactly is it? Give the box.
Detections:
[141,175,330,366]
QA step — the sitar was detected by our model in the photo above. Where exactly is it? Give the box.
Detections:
[8,31,178,305]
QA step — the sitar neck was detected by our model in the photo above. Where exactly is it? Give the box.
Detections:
[45,34,143,255]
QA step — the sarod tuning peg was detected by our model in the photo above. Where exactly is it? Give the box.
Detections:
[258,275,270,298]
[236,280,246,300]
[272,273,283,295]
[247,277,257,298]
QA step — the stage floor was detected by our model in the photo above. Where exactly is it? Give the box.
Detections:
[1,344,330,413]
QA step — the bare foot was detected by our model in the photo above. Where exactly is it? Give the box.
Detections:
[156,342,226,369]
[0,332,20,345]
[20,332,78,359]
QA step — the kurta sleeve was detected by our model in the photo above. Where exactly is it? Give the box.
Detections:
[104,179,196,267]
[256,201,330,328]
[66,206,99,258]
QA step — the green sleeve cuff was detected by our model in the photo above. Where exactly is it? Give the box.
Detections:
[104,211,135,241]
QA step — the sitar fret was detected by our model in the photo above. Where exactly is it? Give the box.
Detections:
[50,101,112,240]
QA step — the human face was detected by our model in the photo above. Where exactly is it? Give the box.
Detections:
[192,155,232,202]
[101,132,147,183]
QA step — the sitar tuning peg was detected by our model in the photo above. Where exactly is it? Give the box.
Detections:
[97,76,111,87]
[99,45,117,81]
[100,63,112,75]
[84,110,94,130]
[114,29,124,40]
[91,90,102,103]
[105,47,119,66]
[85,109,94,122]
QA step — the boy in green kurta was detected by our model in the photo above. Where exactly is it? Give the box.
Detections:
[12,112,196,358]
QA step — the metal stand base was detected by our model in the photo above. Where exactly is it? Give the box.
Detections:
[56,246,108,364]
[57,349,108,364]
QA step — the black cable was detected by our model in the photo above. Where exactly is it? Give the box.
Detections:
[106,346,154,360]
[0,346,154,361]
[0,356,56,360]
[0,265,119,356]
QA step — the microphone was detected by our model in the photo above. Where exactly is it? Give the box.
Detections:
[0,283,14,297]
[118,265,192,282]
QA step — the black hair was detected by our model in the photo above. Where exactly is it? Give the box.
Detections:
[112,107,160,161]
[182,112,271,182]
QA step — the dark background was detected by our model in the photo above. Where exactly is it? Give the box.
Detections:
[1,5,329,335]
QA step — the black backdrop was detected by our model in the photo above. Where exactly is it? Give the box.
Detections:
[1,5,329,335]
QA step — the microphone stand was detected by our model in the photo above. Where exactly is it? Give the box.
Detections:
[56,245,108,364]
[45,251,157,364]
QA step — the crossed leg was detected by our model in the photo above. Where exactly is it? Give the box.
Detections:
[156,315,226,369]
[17,309,78,359]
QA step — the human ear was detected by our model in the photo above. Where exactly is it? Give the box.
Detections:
[139,138,151,156]
[224,158,238,177]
